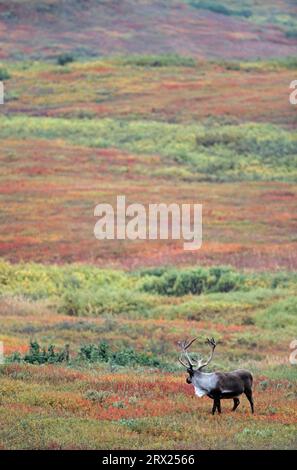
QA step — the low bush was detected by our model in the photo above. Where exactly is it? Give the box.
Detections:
[188,1,252,18]
[257,297,297,330]
[1,116,296,182]
[0,260,130,300]
[285,30,297,39]
[120,54,196,67]
[7,340,164,369]
[195,125,297,158]
[78,341,110,362]
[79,341,162,368]
[7,341,70,364]
[59,287,153,316]
[0,68,11,80]
[141,266,242,296]
[56,53,74,66]
[83,389,110,405]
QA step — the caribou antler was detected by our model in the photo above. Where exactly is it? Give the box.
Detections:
[177,337,198,369]
[197,337,217,370]
[178,336,217,370]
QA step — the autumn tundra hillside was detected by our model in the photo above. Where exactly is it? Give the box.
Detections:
[0,57,296,268]
[0,0,297,60]
[0,0,296,451]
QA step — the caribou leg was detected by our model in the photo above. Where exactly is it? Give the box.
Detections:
[245,389,254,413]
[212,398,221,415]
[232,397,240,411]
[217,399,221,414]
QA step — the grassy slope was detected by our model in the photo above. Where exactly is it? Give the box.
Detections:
[0,58,297,269]
[0,0,296,451]
[0,262,296,449]
[0,0,297,60]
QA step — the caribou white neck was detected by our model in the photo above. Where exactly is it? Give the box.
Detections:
[192,371,218,397]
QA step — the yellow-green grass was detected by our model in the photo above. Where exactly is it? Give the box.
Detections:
[0,261,296,449]
[0,58,296,269]
[2,58,296,125]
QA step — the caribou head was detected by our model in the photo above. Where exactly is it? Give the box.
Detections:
[178,336,254,415]
[178,337,216,380]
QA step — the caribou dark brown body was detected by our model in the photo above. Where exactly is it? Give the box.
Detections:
[178,338,254,415]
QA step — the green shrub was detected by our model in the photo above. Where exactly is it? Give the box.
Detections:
[189,1,231,15]
[223,62,241,71]
[78,341,110,362]
[258,297,297,330]
[8,340,163,369]
[259,380,269,391]
[0,68,11,80]
[141,266,241,296]
[285,30,297,39]
[1,116,296,182]
[188,1,251,17]
[83,389,110,405]
[7,351,22,363]
[270,273,292,289]
[7,341,70,364]
[78,341,162,368]
[195,126,297,158]
[173,269,212,295]
[272,57,297,70]
[241,316,255,326]
[59,287,153,316]
[138,267,169,277]
[112,347,161,367]
[216,271,241,293]
[1,260,296,314]
[56,53,74,66]
[120,54,196,67]
[112,400,125,409]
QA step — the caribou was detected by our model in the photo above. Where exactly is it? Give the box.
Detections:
[178,337,254,415]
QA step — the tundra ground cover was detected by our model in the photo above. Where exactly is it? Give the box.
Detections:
[0,262,296,449]
[0,57,297,268]
[0,56,296,445]
[0,0,297,450]
[0,0,297,61]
